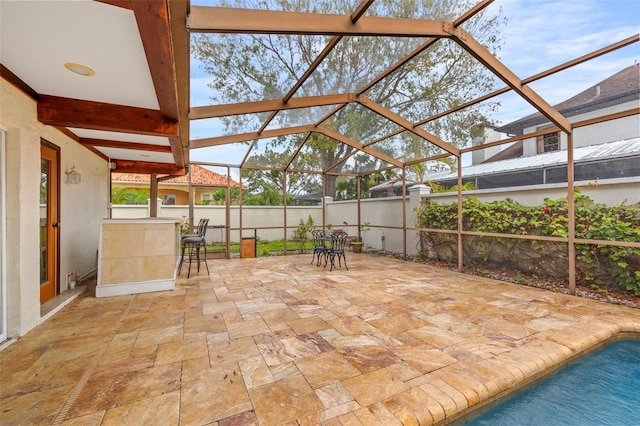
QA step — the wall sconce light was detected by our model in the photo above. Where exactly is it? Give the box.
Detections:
[65,165,81,184]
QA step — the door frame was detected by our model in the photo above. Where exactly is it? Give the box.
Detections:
[40,139,60,304]
[0,128,6,341]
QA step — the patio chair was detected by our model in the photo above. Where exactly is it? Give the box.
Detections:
[178,218,210,278]
[325,231,349,271]
[311,229,328,266]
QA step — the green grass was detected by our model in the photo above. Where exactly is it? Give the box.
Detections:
[207,239,310,256]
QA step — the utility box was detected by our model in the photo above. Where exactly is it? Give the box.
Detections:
[241,231,257,258]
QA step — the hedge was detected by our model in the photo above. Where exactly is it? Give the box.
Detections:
[415,193,640,295]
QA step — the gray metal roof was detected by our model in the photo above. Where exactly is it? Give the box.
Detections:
[429,137,640,181]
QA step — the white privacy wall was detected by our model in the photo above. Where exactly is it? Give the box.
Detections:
[111,175,637,258]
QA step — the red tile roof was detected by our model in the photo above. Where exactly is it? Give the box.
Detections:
[112,164,243,187]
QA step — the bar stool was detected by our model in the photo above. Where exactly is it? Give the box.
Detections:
[178,218,210,278]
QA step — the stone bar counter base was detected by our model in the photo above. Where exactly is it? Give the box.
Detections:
[96,218,181,297]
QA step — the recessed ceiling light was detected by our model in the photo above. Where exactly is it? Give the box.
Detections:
[64,62,95,77]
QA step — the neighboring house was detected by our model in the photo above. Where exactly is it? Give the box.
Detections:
[292,192,323,205]
[369,180,416,198]
[112,165,243,205]
[431,64,640,191]
[494,63,639,156]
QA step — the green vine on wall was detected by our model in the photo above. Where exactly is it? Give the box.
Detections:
[415,192,640,295]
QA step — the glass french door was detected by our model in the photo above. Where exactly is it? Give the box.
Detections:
[40,141,59,304]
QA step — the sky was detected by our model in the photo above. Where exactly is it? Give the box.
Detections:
[489,0,640,123]
[188,0,640,168]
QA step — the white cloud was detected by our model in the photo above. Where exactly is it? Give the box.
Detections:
[487,0,640,125]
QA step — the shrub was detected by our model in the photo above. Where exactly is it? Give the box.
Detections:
[415,193,640,295]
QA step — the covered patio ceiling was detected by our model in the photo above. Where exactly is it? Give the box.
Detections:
[1,0,190,175]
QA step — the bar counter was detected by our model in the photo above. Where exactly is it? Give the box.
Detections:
[96,218,181,297]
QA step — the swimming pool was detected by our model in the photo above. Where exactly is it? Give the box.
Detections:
[465,339,640,425]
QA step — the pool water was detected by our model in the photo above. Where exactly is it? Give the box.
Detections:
[466,339,640,425]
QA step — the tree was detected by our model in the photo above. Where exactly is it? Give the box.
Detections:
[243,144,322,200]
[111,187,149,205]
[192,0,505,197]
[212,187,242,204]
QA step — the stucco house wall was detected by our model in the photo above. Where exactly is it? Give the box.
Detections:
[522,100,639,157]
[1,78,109,337]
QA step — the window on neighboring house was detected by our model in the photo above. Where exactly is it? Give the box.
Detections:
[163,194,176,205]
[200,193,212,203]
[537,126,559,153]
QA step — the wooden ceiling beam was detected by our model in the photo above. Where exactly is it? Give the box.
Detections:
[37,95,178,136]
[132,0,178,120]
[190,94,355,120]
[79,138,172,153]
[111,159,185,175]
[168,0,191,166]
[189,6,450,37]
[133,0,185,167]
[1,64,39,101]
[95,0,132,10]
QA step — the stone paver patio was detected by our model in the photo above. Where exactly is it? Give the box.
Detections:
[2,254,639,425]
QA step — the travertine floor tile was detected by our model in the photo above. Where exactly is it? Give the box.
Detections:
[100,391,180,425]
[2,254,638,426]
[181,360,252,425]
[69,362,181,418]
[155,336,208,365]
[294,350,361,389]
[239,355,275,389]
[287,315,331,335]
[249,375,324,425]
[341,368,409,407]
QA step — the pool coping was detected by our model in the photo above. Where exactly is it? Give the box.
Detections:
[445,331,640,425]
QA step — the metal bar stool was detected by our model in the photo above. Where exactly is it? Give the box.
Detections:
[177,218,210,278]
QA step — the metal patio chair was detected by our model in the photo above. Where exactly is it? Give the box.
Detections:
[311,229,328,266]
[325,231,349,271]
